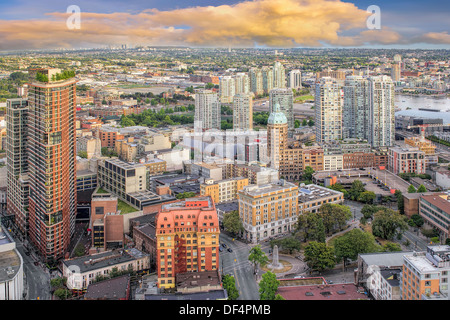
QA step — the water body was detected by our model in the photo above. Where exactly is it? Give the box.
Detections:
[395,94,450,123]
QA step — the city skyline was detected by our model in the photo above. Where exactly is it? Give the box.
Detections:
[0,0,449,51]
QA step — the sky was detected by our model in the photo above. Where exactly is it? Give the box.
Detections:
[0,0,449,51]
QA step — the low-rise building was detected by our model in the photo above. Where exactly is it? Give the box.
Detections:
[0,227,24,300]
[388,146,426,175]
[298,184,344,214]
[63,248,150,291]
[419,193,450,240]
[238,180,298,243]
[200,177,249,203]
[401,246,450,300]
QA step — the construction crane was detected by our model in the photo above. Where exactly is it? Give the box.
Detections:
[407,123,450,140]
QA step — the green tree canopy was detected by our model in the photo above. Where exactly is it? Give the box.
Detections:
[222,274,239,300]
[270,236,302,254]
[358,191,376,204]
[302,166,315,181]
[295,212,326,243]
[248,245,269,271]
[303,241,336,273]
[318,203,352,235]
[223,210,244,235]
[259,271,280,300]
[333,229,378,267]
[417,184,427,193]
[407,184,417,193]
[372,208,408,240]
[348,180,366,201]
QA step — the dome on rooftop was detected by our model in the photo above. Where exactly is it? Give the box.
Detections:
[267,103,287,125]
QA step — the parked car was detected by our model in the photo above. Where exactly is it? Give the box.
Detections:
[227,248,233,253]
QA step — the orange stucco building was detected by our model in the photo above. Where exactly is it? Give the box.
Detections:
[155,196,220,289]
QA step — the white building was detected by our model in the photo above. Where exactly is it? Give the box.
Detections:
[0,227,24,300]
[219,76,235,103]
[288,70,302,90]
[63,248,149,290]
[315,77,344,145]
[368,75,395,148]
[194,90,220,130]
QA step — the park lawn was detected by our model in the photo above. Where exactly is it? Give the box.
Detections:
[294,95,314,102]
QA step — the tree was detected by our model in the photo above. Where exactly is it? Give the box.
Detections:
[303,166,315,181]
[248,245,269,273]
[372,208,408,240]
[318,203,351,235]
[259,271,280,300]
[53,288,71,300]
[417,184,427,193]
[296,212,326,243]
[358,191,376,204]
[361,205,380,221]
[223,210,244,235]
[121,116,136,127]
[222,274,239,300]
[395,190,404,215]
[333,229,378,269]
[270,236,302,254]
[409,214,424,228]
[382,242,402,252]
[303,241,336,273]
[302,119,308,126]
[407,184,417,193]
[307,119,314,127]
[348,180,366,201]
[294,119,300,128]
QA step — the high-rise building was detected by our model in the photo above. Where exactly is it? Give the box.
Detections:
[269,88,294,135]
[315,77,344,145]
[233,93,253,131]
[262,66,274,93]
[368,75,395,148]
[249,68,263,96]
[218,76,235,103]
[27,68,77,262]
[288,69,302,90]
[273,61,286,89]
[155,196,220,289]
[234,73,250,95]
[267,103,288,170]
[6,98,30,235]
[391,63,401,82]
[194,89,220,130]
[343,76,370,140]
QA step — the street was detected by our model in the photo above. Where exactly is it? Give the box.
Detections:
[219,233,260,300]
[14,240,52,300]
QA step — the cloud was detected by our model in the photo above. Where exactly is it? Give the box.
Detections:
[0,0,448,50]
[414,31,450,45]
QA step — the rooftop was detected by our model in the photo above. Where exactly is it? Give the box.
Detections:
[239,180,297,197]
[277,283,368,300]
[63,248,148,274]
[298,184,343,203]
[175,270,221,290]
[84,275,130,300]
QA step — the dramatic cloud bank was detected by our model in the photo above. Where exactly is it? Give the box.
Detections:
[0,0,447,50]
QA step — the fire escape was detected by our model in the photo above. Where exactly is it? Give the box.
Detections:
[174,235,187,274]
